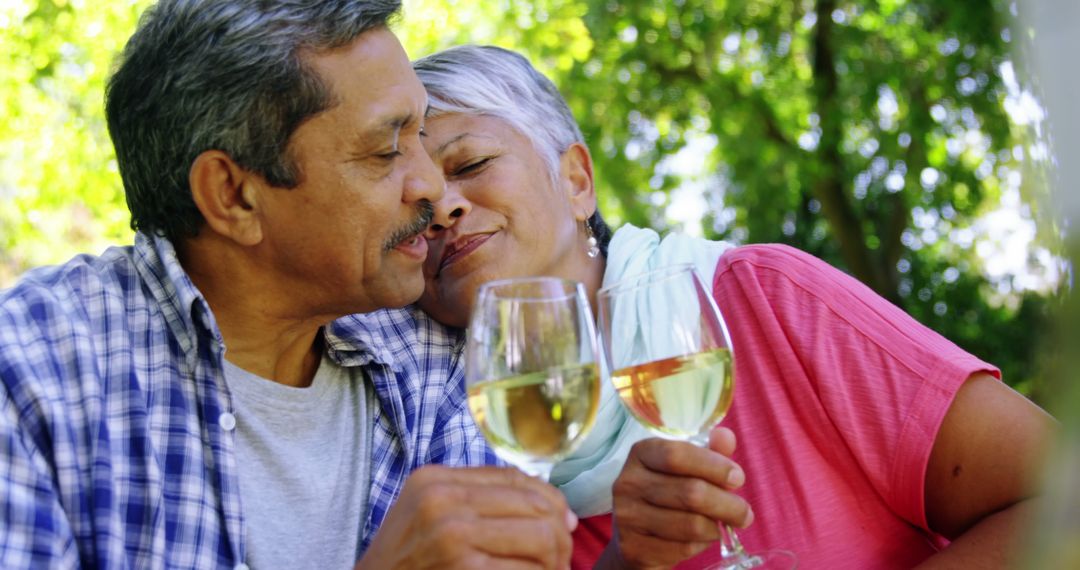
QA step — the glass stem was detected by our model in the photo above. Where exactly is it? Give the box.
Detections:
[720,524,755,565]
[690,433,756,568]
[525,462,554,483]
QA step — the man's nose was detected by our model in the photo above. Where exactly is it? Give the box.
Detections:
[404,141,445,206]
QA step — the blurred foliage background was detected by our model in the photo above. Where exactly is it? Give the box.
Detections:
[0,0,1068,404]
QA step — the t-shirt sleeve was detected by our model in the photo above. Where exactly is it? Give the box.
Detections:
[712,244,999,530]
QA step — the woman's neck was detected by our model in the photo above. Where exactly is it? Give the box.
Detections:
[582,255,607,321]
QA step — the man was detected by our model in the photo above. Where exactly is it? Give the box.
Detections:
[0,1,574,568]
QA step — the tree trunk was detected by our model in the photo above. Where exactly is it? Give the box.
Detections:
[811,0,902,305]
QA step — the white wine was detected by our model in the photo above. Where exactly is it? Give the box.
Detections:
[611,348,734,438]
[468,363,600,469]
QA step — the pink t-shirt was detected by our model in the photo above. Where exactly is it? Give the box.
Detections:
[572,244,998,569]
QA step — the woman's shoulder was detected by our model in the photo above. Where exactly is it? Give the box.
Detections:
[716,243,837,281]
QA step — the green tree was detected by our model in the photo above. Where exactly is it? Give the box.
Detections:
[0,0,1064,397]
[0,0,147,284]
[492,0,1061,393]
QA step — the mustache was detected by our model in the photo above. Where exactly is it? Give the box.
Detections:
[383,200,435,252]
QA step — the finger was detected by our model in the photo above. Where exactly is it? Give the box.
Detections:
[630,438,745,489]
[411,464,543,488]
[409,482,573,539]
[472,559,547,570]
[457,556,546,570]
[613,498,724,542]
[615,529,714,569]
[613,468,753,527]
[463,517,573,569]
[409,466,571,519]
[419,465,571,511]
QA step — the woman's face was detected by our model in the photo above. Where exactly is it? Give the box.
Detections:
[419,113,596,327]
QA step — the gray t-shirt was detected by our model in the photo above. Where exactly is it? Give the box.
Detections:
[223,353,374,570]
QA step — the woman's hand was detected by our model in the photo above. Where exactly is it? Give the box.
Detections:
[600,427,753,569]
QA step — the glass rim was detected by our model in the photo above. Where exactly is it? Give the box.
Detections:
[476,275,586,302]
[597,263,703,297]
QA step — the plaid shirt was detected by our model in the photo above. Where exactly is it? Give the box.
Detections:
[0,232,496,569]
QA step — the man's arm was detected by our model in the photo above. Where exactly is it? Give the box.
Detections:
[917,372,1057,568]
[0,392,81,568]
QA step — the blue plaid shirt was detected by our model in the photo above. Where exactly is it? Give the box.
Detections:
[0,232,496,568]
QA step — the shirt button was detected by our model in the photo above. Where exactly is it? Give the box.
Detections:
[234,564,250,570]
[218,412,237,431]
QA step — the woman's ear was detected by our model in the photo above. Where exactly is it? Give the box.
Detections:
[189,150,264,246]
[560,142,597,221]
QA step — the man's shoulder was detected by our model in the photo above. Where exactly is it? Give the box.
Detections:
[0,250,142,426]
[0,246,149,366]
[328,306,462,361]
[3,245,139,300]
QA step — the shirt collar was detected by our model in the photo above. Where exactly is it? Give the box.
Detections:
[132,232,223,356]
[324,309,416,371]
[132,231,410,371]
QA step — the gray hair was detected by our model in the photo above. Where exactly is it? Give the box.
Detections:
[106,0,401,245]
[412,45,611,255]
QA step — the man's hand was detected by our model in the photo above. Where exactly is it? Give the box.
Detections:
[604,427,752,569]
[356,465,577,570]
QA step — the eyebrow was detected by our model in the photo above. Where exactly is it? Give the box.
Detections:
[433,133,471,157]
[354,110,419,153]
[368,112,414,139]
[433,131,502,159]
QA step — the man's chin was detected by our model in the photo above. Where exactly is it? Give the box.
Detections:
[418,289,470,328]
[354,267,426,313]
[388,278,426,309]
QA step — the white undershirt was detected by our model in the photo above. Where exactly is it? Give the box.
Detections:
[223,353,374,570]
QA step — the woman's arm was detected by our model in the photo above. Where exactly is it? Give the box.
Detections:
[917,372,1057,568]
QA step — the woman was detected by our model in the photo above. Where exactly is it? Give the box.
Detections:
[412,45,1057,569]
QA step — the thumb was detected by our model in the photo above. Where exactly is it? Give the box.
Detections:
[708,426,737,457]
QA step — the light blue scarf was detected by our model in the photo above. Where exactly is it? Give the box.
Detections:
[550,224,733,516]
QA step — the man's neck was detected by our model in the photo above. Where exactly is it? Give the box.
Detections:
[217,318,326,388]
[179,236,331,388]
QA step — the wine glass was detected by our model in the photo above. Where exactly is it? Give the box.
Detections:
[465,276,603,481]
[597,264,796,569]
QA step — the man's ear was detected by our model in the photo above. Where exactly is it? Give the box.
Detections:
[560,142,597,221]
[189,150,263,246]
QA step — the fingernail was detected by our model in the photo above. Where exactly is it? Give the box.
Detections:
[744,505,755,528]
[565,509,579,531]
[726,467,745,487]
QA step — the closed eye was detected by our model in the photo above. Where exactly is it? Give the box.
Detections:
[452,157,492,176]
[375,149,403,161]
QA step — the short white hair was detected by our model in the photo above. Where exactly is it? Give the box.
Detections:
[412,45,583,183]
[413,45,612,256]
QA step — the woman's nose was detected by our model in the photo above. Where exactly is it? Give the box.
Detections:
[425,186,472,237]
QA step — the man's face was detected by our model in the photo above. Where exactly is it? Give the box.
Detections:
[253,28,443,316]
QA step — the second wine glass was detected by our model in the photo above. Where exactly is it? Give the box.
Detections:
[597,264,796,570]
[465,276,602,481]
